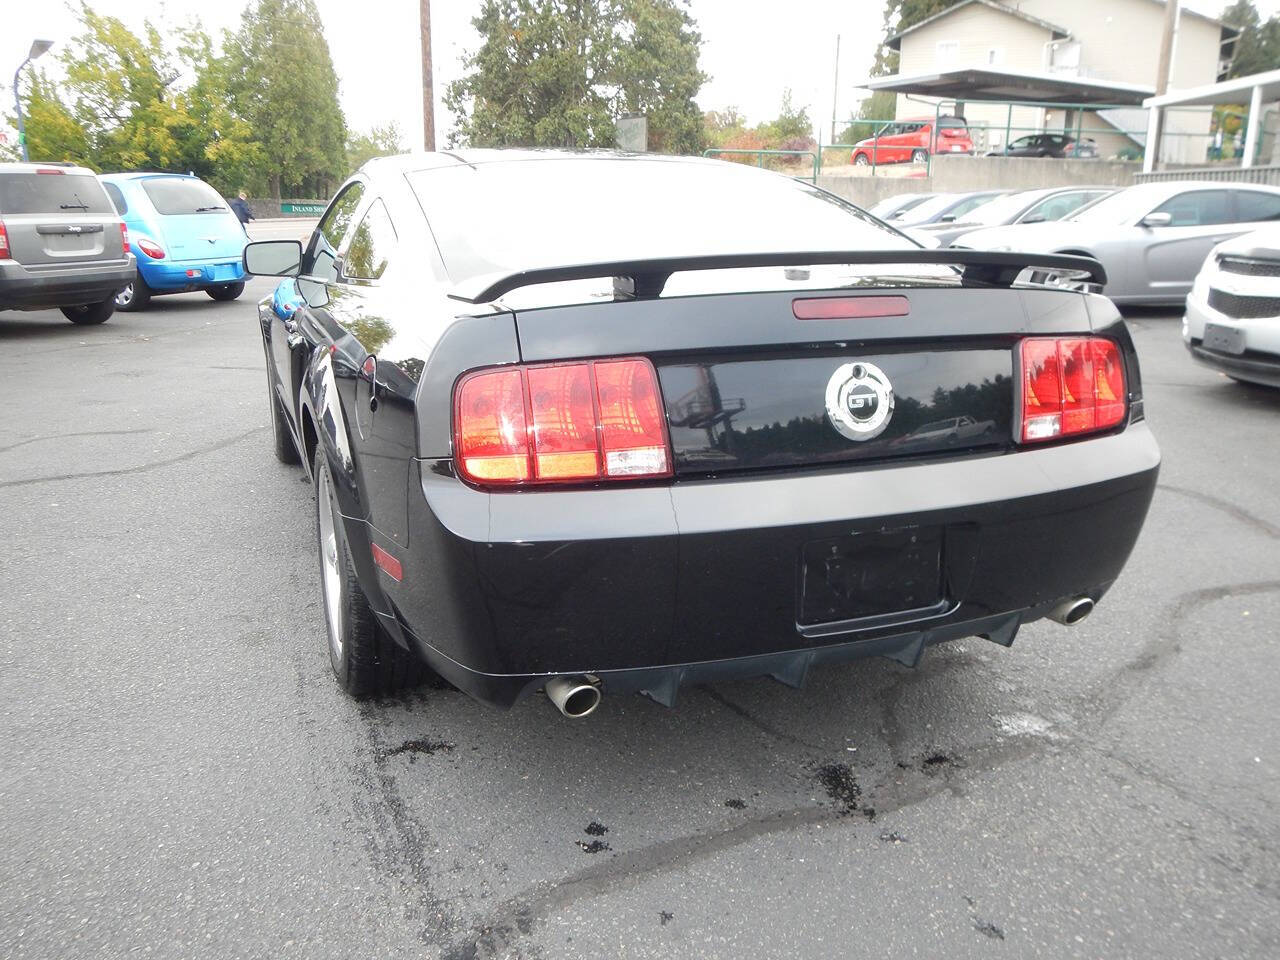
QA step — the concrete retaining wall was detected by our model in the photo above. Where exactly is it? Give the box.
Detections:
[817,155,1141,209]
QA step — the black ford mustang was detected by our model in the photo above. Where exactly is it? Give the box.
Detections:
[244,150,1159,717]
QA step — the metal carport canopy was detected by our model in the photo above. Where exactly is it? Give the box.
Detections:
[859,68,1153,106]
[1140,69,1280,171]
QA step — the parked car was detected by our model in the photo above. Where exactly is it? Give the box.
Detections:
[99,172,248,311]
[988,134,1099,159]
[1184,226,1280,388]
[241,150,1157,714]
[958,181,1280,306]
[851,115,974,166]
[0,162,134,324]
[892,190,1011,227]
[908,186,1115,247]
[867,192,933,221]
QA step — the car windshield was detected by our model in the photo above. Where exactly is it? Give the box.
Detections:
[0,172,115,215]
[1067,189,1162,225]
[408,158,915,281]
[892,194,959,224]
[963,191,1044,226]
[141,177,228,215]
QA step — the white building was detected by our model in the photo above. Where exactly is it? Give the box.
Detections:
[885,0,1238,162]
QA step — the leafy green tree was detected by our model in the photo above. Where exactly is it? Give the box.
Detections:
[446,0,707,153]
[1222,0,1280,78]
[57,3,185,171]
[612,0,707,153]
[347,122,406,172]
[224,0,347,198]
[9,72,93,165]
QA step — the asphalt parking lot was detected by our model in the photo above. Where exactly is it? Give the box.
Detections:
[3,268,1278,959]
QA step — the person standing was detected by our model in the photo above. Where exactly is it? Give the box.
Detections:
[230,191,255,227]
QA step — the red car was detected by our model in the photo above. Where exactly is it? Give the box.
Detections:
[852,115,974,166]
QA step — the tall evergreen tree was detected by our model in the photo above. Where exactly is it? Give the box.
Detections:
[224,0,347,198]
[1222,0,1280,78]
[446,0,707,154]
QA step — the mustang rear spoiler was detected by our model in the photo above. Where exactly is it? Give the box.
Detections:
[447,249,1107,304]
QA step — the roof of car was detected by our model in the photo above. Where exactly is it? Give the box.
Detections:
[99,171,201,182]
[0,161,96,176]
[365,149,719,177]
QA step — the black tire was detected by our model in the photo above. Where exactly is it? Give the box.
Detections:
[911,149,929,164]
[115,276,152,312]
[207,281,246,302]
[268,375,301,465]
[61,296,115,325]
[313,446,426,698]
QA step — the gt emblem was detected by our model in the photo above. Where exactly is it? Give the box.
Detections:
[825,361,895,441]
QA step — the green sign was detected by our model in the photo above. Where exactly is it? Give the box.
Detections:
[281,202,326,215]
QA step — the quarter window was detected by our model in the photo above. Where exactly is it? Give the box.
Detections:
[102,182,128,215]
[1151,190,1231,226]
[1236,191,1280,222]
[343,199,397,280]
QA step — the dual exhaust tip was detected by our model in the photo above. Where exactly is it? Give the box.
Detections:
[544,675,602,719]
[1048,596,1095,626]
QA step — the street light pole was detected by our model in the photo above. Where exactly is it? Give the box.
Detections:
[12,39,54,163]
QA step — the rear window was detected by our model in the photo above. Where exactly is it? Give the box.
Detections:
[0,172,115,215]
[938,116,968,129]
[141,177,228,216]
[407,158,913,281]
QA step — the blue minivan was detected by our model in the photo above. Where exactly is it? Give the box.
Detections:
[98,173,247,310]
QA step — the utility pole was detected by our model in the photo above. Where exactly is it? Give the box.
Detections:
[830,34,841,144]
[420,0,435,151]
[1154,0,1178,96]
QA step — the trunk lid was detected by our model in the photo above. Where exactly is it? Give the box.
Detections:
[508,281,1098,475]
[0,170,121,266]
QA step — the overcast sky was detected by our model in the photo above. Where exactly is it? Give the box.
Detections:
[5,0,1279,150]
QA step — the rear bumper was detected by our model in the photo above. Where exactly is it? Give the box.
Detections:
[139,258,245,291]
[0,257,135,310]
[382,423,1159,707]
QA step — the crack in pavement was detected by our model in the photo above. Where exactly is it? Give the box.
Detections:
[697,686,825,752]
[439,581,1280,957]
[1158,483,1280,540]
[0,428,155,455]
[0,427,267,488]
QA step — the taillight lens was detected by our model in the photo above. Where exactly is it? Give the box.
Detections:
[119,222,129,256]
[454,358,671,487]
[135,236,165,259]
[0,220,9,260]
[1019,337,1126,443]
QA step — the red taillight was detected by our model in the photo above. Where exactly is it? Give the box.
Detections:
[0,220,9,260]
[454,358,671,487]
[1019,337,1126,443]
[135,236,165,260]
[119,222,129,256]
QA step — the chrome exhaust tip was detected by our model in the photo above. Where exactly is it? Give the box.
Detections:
[1048,596,1095,626]
[544,676,602,719]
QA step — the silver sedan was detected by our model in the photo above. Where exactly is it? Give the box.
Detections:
[957,181,1280,306]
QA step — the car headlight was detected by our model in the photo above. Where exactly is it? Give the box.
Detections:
[1190,263,1212,302]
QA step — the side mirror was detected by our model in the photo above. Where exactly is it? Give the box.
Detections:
[1139,212,1173,228]
[1021,214,1047,224]
[244,239,302,277]
[940,214,956,222]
